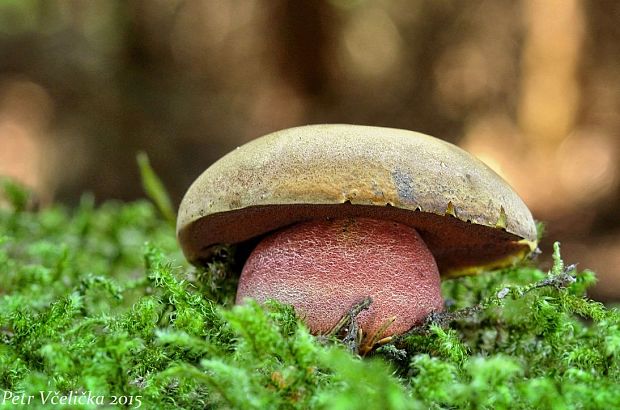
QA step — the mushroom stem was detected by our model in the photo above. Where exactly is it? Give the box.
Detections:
[236,217,444,350]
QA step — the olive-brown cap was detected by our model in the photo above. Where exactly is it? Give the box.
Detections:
[177,124,537,277]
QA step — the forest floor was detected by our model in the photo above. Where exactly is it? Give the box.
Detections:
[1,177,619,409]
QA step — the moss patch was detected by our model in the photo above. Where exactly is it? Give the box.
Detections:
[0,181,619,409]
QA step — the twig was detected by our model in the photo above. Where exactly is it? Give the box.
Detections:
[394,264,579,342]
[326,296,372,338]
[319,297,372,353]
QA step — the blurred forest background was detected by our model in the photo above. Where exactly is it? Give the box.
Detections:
[0,0,619,300]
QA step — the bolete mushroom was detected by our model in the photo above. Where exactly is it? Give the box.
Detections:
[177,124,537,353]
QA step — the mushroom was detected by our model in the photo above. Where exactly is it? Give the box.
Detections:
[177,124,537,353]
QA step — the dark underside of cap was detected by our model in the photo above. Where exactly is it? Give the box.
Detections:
[178,203,532,277]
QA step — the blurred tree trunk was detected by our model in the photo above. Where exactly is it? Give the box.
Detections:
[269,0,336,97]
[582,0,620,234]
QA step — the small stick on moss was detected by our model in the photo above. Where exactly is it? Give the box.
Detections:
[321,297,372,353]
[396,306,483,340]
[341,314,363,353]
[394,263,579,342]
[326,297,372,338]
[530,264,577,290]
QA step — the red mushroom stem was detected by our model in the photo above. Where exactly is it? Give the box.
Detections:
[236,217,444,351]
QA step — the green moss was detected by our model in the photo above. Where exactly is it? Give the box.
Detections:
[1,182,619,409]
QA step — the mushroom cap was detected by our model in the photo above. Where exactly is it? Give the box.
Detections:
[177,124,537,277]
